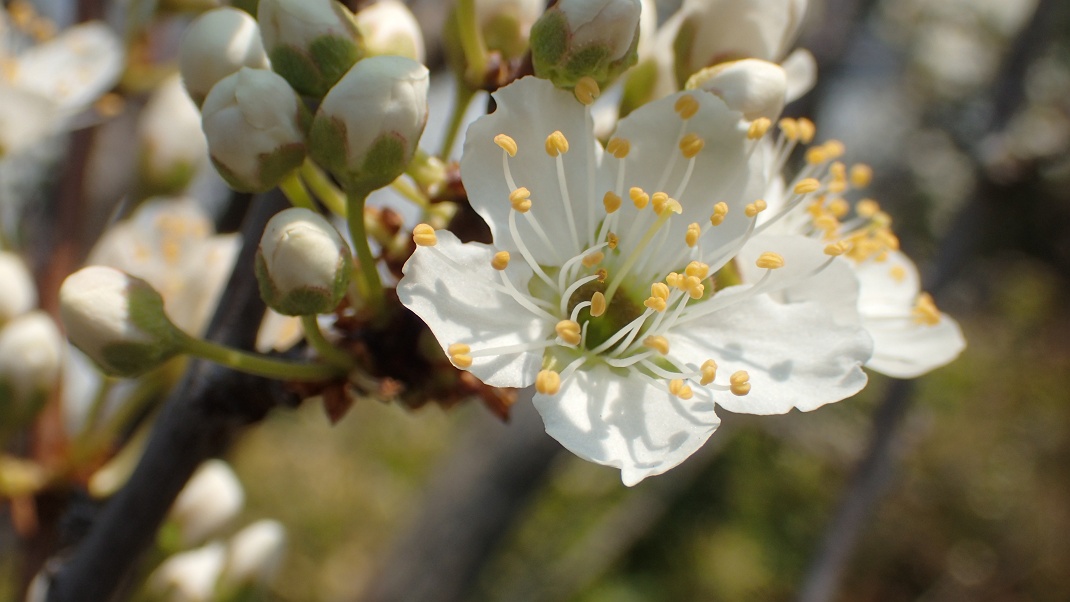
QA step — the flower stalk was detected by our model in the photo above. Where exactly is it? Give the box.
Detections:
[180,334,343,382]
[346,190,386,317]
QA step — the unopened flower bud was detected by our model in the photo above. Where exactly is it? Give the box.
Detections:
[0,312,62,433]
[355,0,425,62]
[222,520,287,588]
[179,7,270,106]
[530,0,641,89]
[257,0,364,97]
[686,59,788,121]
[0,252,37,324]
[309,55,428,194]
[256,208,352,316]
[168,460,244,547]
[476,0,545,59]
[59,266,184,377]
[201,68,310,193]
[138,75,208,196]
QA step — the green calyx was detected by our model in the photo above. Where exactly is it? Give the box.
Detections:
[97,283,184,377]
[531,11,640,90]
[270,34,362,98]
[255,250,352,316]
[309,115,410,196]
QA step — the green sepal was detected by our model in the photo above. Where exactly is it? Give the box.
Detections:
[255,249,352,316]
[309,115,410,196]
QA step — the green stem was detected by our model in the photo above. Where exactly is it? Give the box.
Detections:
[442,83,476,159]
[346,189,386,316]
[278,171,317,210]
[181,335,343,381]
[391,177,430,209]
[299,160,348,216]
[300,315,355,369]
[456,0,488,86]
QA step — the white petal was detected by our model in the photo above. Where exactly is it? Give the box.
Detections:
[397,230,548,388]
[0,84,59,154]
[461,77,606,264]
[672,294,871,415]
[864,313,966,378]
[533,364,720,486]
[782,48,817,102]
[14,22,123,115]
[854,250,920,314]
[688,59,787,121]
[610,89,757,258]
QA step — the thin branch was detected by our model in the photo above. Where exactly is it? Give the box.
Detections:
[45,191,295,602]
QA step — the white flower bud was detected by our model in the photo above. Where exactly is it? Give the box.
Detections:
[59,266,184,377]
[531,0,641,89]
[201,68,309,193]
[355,0,425,62]
[0,312,62,432]
[257,0,364,97]
[256,208,352,316]
[169,460,245,547]
[221,520,287,588]
[476,0,544,59]
[0,252,37,324]
[138,75,208,196]
[686,59,788,121]
[673,0,808,84]
[179,7,270,106]
[148,542,226,602]
[309,55,428,194]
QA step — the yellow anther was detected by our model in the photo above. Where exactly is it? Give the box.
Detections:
[827,198,850,218]
[710,202,729,226]
[828,180,847,194]
[700,359,718,385]
[778,118,799,141]
[685,261,709,279]
[890,265,907,282]
[651,192,669,214]
[590,292,607,317]
[606,232,619,249]
[805,147,828,165]
[644,335,670,355]
[536,369,561,395]
[686,222,702,247]
[574,76,600,105]
[597,268,608,282]
[674,94,700,119]
[669,379,694,400]
[94,93,125,118]
[494,134,518,157]
[658,198,683,216]
[830,162,847,181]
[629,187,649,209]
[855,199,880,218]
[729,370,751,396]
[794,178,821,195]
[824,241,849,256]
[491,251,511,270]
[748,117,772,139]
[509,187,532,212]
[644,296,667,312]
[413,223,437,246]
[679,133,705,158]
[823,140,846,158]
[665,272,683,289]
[582,251,605,268]
[448,343,472,368]
[797,118,816,144]
[602,191,622,214]
[684,275,705,299]
[745,200,768,218]
[606,137,631,158]
[872,211,893,229]
[545,130,569,157]
[756,252,785,269]
[556,320,582,345]
[913,292,941,326]
[850,164,873,188]
[651,282,670,300]
[813,214,840,232]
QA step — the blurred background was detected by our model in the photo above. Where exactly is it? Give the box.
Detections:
[3,0,1070,600]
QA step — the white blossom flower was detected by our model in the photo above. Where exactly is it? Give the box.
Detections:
[398,77,872,485]
[148,541,227,602]
[0,6,122,155]
[169,459,245,547]
[221,519,287,588]
[746,146,966,378]
[88,197,239,337]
